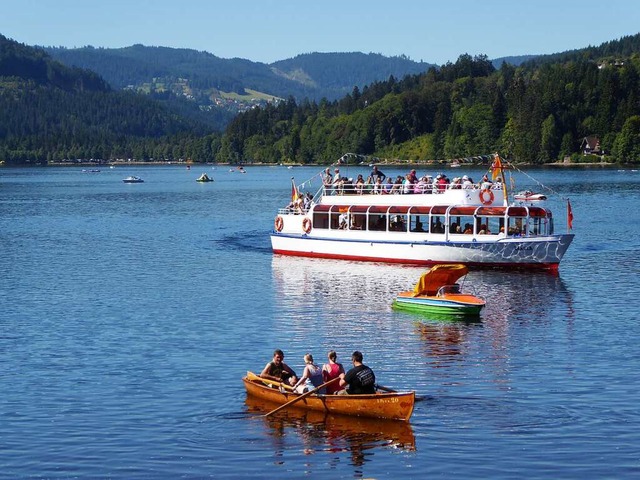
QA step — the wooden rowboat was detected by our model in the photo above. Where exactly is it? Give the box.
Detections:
[244,371,415,422]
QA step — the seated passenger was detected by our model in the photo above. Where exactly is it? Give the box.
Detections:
[337,351,376,395]
[293,353,325,394]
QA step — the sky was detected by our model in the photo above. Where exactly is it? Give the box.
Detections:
[1,0,639,65]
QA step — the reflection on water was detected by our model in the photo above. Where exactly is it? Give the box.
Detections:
[245,395,415,469]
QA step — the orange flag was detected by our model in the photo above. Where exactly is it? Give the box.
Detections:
[567,200,574,230]
[291,178,298,203]
[491,156,503,181]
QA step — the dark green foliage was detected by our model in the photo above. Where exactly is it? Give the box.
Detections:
[0,34,218,164]
[219,36,640,164]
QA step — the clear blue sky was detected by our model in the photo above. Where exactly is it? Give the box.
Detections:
[1,0,639,65]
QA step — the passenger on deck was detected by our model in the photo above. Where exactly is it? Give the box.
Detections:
[260,349,298,386]
[370,165,386,183]
[322,350,346,395]
[338,212,348,229]
[432,218,445,233]
[354,174,365,194]
[413,221,425,232]
[463,223,473,234]
[323,168,333,193]
[373,176,383,194]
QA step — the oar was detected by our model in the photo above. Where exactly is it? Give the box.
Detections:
[376,384,396,393]
[376,383,427,402]
[246,371,294,391]
[264,377,341,417]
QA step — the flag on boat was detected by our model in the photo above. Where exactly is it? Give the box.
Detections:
[291,178,299,203]
[491,155,503,181]
[567,199,573,230]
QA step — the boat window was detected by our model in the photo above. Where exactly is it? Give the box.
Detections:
[410,215,427,232]
[311,205,331,229]
[507,216,526,236]
[430,215,446,234]
[349,212,366,230]
[475,215,501,235]
[450,215,474,235]
[527,216,549,236]
[330,206,350,230]
[390,213,408,232]
[368,214,386,231]
[312,210,330,229]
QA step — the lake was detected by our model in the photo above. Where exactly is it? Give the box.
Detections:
[1,163,639,479]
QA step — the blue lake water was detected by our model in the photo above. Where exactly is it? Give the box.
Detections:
[1,164,639,479]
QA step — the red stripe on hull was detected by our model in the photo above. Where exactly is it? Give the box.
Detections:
[272,250,560,273]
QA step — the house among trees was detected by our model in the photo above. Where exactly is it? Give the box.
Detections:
[580,136,602,155]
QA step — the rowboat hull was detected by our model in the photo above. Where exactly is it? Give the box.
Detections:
[243,374,415,422]
[245,395,416,450]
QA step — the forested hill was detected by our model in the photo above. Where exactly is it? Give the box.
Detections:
[271,52,433,91]
[221,33,640,165]
[0,34,108,93]
[0,34,217,165]
[45,45,436,104]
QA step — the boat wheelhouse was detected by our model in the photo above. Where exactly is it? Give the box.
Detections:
[271,155,574,272]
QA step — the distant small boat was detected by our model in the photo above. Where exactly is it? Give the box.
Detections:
[393,264,485,316]
[514,190,547,201]
[122,176,144,183]
[82,169,101,173]
[196,173,214,182]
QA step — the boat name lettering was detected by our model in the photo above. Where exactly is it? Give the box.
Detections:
[375,398,400,404]
[515,245,534,251]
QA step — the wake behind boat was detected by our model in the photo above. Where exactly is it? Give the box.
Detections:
[270,153,574,272]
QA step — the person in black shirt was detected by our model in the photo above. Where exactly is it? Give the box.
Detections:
[338,351,376,394]
[370,165,386,183]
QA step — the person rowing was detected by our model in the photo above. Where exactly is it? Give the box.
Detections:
[260,349,298,386]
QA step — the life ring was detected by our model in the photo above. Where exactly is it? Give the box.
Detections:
[274,216,284,232]
[479,189,494,205]
[302,217,312,234]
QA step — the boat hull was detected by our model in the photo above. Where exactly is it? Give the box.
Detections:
[393,292,485,315]
[243,375,415,422]
[271,232,574,272]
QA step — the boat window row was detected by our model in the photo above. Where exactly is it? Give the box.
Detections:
[311,205,553,237]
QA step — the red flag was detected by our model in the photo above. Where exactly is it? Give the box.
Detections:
[567,200,573,230]
[291,178,298,203]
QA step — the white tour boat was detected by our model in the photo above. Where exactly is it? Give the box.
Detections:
[270,154,574,272]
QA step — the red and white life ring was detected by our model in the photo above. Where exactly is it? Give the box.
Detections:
[302,217,312,234]
[274,216,284,232]
[479,189,494,205]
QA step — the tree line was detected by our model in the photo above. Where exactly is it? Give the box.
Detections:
[2,33,640,165]
[223,45,640,164]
